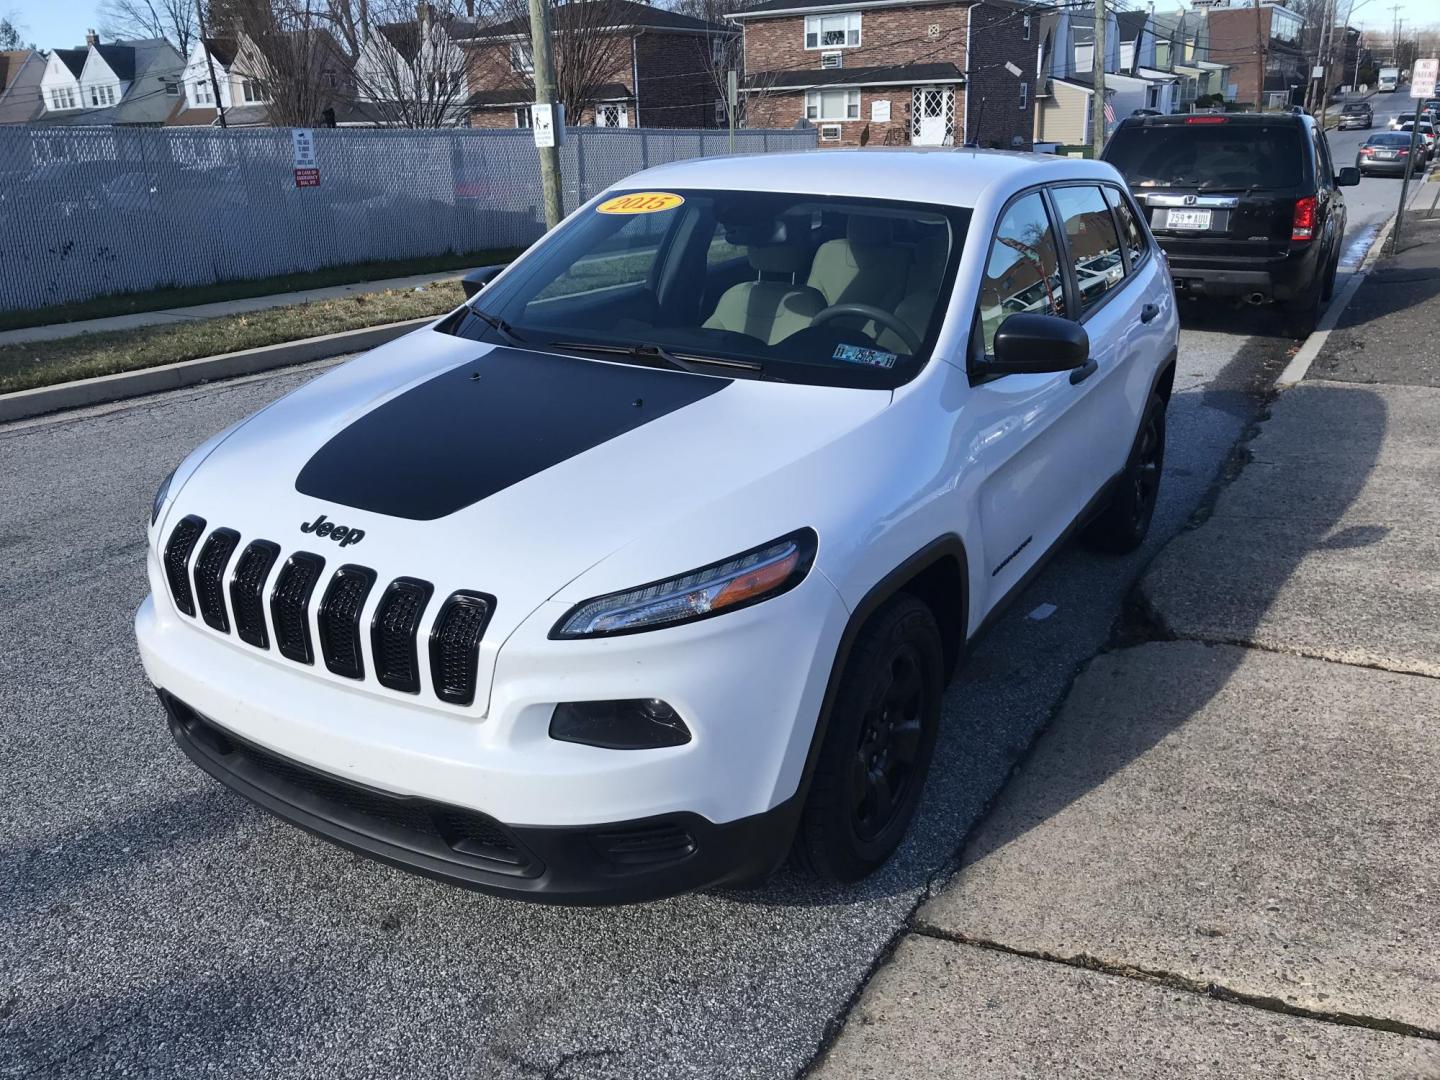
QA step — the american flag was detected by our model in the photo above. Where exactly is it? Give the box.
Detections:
[1103,99,1116,124]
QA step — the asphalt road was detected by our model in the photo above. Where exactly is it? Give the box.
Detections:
[0,230,1373,1076]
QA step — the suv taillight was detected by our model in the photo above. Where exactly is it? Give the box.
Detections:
[1291,196,1317,242]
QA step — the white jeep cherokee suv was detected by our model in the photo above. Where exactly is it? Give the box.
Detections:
[137,150,1178,904]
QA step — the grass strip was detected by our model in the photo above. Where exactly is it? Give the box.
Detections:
[0,281,465,395]
[0,248,518,333]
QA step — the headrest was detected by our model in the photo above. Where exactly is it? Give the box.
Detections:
[847,215,894,246]
[748,243,807,274]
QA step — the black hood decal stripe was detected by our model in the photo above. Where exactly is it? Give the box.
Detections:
[295,346,729,521]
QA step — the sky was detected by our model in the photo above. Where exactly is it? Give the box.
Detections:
[4,0,1437,50]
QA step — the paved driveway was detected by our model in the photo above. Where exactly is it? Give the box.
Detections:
[0,311,1300,1079]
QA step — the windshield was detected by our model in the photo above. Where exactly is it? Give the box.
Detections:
[441,188,970,388]
[1104,124,1303,189]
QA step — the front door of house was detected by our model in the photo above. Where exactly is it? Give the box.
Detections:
[912,86,953,146]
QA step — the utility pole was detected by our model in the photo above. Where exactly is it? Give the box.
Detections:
[526,0,563,229]
[1253,0,1268,109]
[195,0,227,129]
[1317,0,1334,125]
[1090,0,1108,156]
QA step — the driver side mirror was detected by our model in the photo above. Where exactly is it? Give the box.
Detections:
[979,313,1090,377]
[1336,167,1361,187]
[461,264,506,299]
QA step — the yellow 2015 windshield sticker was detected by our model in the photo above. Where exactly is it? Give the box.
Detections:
[597,192,685,215]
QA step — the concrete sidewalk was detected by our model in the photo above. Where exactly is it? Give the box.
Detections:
[811,222,1440,1073]
[0,268,478,347]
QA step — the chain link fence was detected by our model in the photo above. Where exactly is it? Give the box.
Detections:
[0,125,816,314]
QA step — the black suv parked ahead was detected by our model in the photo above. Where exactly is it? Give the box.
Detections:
[1103,112,1358,335]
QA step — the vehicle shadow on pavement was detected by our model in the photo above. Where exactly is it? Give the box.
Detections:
[0,789,242,912]
[958,382,1388,868]
[1175,298,1300,340]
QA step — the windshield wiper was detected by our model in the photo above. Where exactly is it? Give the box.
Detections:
[548,339,763,377]
[470,308,527,347]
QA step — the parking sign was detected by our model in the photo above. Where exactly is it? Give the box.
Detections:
[1413,58,1438,100]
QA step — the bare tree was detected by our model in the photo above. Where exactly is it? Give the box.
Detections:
[345,0,476,127]
[98,0,199,51]
[230,0,348,125]
[483,0,632,123]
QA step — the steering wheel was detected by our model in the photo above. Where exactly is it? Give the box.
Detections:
[811,303,922,355]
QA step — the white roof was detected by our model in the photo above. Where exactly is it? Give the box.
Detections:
[615,148,1121,209]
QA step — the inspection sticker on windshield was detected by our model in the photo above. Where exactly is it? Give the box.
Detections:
[833,344,897,369]
[597,192,685,215]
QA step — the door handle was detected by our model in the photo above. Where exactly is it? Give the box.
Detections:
[1069,358,1098,385]
[1140,302,1160,324]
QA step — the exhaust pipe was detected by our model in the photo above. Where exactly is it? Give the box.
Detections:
[1246,292,1267,305]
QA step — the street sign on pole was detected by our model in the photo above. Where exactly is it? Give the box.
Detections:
[1393,58,1435,253]
[532,103,564,149]
[1412,57,1438,99]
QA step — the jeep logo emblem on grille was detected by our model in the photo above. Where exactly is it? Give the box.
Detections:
[300,513,365,548]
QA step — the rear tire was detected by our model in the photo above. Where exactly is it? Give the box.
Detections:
[792,594,943,883]
[1083,393,1166,554]
[1320,247,1339,302]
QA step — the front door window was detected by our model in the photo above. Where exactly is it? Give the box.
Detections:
[599,103,629,127]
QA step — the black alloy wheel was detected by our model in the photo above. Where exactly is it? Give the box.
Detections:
[793,594,943,883]
[1083,392,1167,554]
[851,645,927,843]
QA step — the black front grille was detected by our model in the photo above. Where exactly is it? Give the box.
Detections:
[193,528,240,632]
[176,702,526,870]
[230,540,280,649]
[319,565,377,680]
[270,552,326,665]
[163,515,206,617]
[429,591,496,706]
[371,578,434,693]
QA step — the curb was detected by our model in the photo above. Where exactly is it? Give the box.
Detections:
[0,316,432,424]
[1275,208,1400,388]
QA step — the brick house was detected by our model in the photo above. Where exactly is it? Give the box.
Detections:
[730,0,1039,149]
[464,0,734,129]
[1204,2,1306,110]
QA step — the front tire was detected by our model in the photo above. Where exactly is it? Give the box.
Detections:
[793,594,942,883]
[1083,392,1166,554]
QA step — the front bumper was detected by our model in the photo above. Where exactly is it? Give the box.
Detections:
[162,691,798,904]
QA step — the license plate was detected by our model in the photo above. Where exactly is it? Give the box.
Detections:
[1166,209,1212,230]
[1376,151,1396,159]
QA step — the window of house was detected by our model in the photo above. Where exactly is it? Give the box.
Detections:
[1019,81,1028,110]
[1051,184,1125,315]
[804,12,860,49]
[164,79,180,95]
[711,37,724,66]
[194,79,214,105]
[805,88,859,121]
[715,98,726,124]
[515,105,533,127]
[511,42,534,73]
[89,84,116,107]
[597,102,628,127]
[1022,14,1031,40]
[242,79,263,102]
[820,123,841,141]
[49,87,78,110]
[978,192,1064,354]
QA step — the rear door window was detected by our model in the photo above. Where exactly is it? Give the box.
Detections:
[1105,123,1303,190]
[1051,185,1126,316]
[1103,185,1147,270]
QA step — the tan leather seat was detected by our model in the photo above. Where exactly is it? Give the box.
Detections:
[876,230,949,354]
[703,243,826,345]
[806,215,910,310]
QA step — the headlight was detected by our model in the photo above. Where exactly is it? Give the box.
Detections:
[552,529,817,638]
[151,467,176,526]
